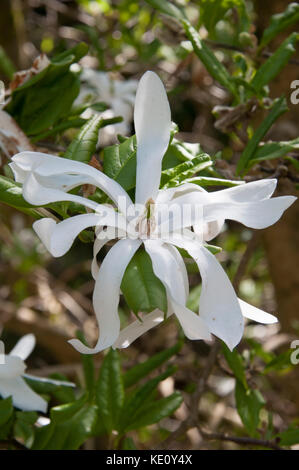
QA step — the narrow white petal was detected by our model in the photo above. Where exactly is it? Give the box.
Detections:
[69,238,141,354]
[9,334,35,360]
[209,179,277,203]
[134,71,171,205]
[10,152,133,214]
[144,240,211,341]
[113,309,166,349]
[238,299,278,324]
[204,196,297,229]
[164,235,243,350]
[0,377,47,413]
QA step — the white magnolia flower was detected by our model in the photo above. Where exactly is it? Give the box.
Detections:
[75,68,138,144]
[0,334,75,412]
[10,72,296,353]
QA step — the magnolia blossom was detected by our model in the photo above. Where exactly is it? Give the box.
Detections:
[75,68,138,143]
[10,72,296,353]
[0,334,75,412]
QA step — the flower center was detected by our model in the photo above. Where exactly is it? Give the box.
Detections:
[136,198,156,239]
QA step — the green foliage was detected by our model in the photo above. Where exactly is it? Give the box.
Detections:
[5,43,88,136]
[182,20,238,98]
[103,135,137,191]
[121,248,168,315]
[260,3,299,48]
[236,97,288,174]
[64,115,103,162]
[0,46,16,79]
[251,33,299,94]
[160,153,212,188]
[235,381,265,438]
[144,0,186,20]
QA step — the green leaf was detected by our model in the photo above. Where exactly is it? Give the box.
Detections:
[278,427,299,446]
[5,43,88,136]
[249,137,299,166]
[0,46,16,79]
[144,0,186,20]
[263,350,294,374]
[124,392,182,431]
[96,349,124,433]
[14,411,38,448]
[260,3,299,48]
[0,176,41,217]
[120,366,176,432]
[121,248,168,315]
[161,153,212,188]
[199,0,247,35]
[76,331,95,394]
[183,176,244,188]
[251,33,299,94]
[33,395,97,450]
[123,342,182,388]
[64,115,102,162]
[222,342,248,389]
[236,96,288,174]
[182,20,238,98]
[0,397,14,427]
[103,135,137,191]
[31,117,86,143]
[235,381,265,437]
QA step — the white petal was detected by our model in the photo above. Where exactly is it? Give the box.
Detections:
[0,356,26,379]
[238,299,278,324]
[204,196,297,229]
[9,334,35,360]
[91,227,127,280]
[144,240,211,341]
[33,210,127,257]
[0,376,47,413]
[209,179,277,204]
[113,309,166,349]
[69,238,141,354]
[134,71,171,205]
[164,235,243,350]
[10,152,133,214]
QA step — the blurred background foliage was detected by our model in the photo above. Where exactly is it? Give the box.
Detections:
[0,0,298,450]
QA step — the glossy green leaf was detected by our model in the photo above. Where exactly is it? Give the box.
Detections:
[161,153,212,188]
[103,135,137,191]
[260,3,299,48]
[249,137,299,166]
[252,33,299,94]
[235,381,265,437]
[33,395,97,450]
[0,176,41,218]
[64,115,102,162]
[236,96,288,174]
[124,392,182,431]
[222,342,248,389]
[120,366,176,432]
[5,43,88,136]
[96,349,124,433]
[0,397,14,427]
[123,342,182,388]
[278,427,299,446]
[183,176,244,188]
[182,20,238,97]
[121,248,168,315]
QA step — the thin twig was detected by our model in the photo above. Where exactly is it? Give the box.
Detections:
[199,429,283,450]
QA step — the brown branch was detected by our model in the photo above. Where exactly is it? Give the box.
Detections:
[199,429,283,450]
[157,232,261,450]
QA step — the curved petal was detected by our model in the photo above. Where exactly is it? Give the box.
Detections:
[69,238,142,354]
[91,227,127,280]
[134,71,171,205]
[10,152,133,214]
[164,235,243,350]
[9,334,35,360]
[209,179,277,204]
[0,376,47,413]
[204,196,297,229]
[33,209,127,257]
[238,299,278,324]
[144,240,211,341]
[113,309,166,349]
